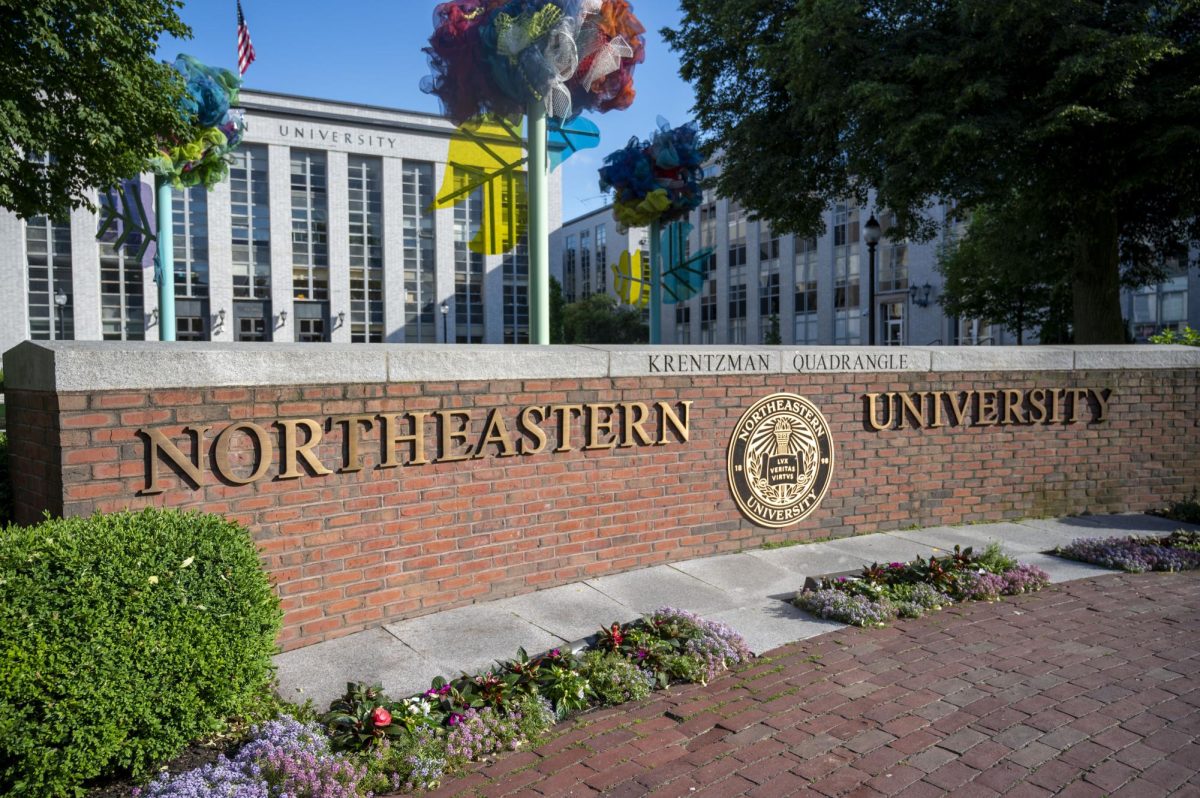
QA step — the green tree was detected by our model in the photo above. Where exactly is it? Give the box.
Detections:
[764,314,782,345]
[0,1,192,220]
[550,275,566,344]
[561,294,648,344]
[666,0,1200,343]
[938,202,1073,344]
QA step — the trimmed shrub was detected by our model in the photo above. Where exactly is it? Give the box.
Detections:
[0,509,281,797]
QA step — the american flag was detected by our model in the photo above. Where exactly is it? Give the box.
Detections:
[237,1,256,76]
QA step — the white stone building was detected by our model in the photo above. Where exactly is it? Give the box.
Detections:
[554,185,1198,346]
[0,90,563,355]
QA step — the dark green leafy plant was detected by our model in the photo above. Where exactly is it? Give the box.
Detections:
[323,683,409,750]
[0,509,280,797]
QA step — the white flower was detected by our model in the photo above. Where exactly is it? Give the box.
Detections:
[181,556,195,568]
[148,575,159,585]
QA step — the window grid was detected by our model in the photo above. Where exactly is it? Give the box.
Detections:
[348,156,384,342]
[699,203,718,276]
[675,304,691,344]
[833,203,861,344]
[563,234,577,303]
[403,161,437,342]
[26,217,74,340]
[699,279,717,343]
[230,144,270,299]
[173,184,210,300]
[501,174,529,343]
[595,224,607,297]
[99,194,145,341]
[580,229,591,298]
[291,149,329,301]
[454,175,485,343]
[793,237,818,344]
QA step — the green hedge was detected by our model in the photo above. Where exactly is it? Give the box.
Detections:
[0,430,9,525]
[0,509,282,797]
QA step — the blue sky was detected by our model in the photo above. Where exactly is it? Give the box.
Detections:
[160,1,697,221]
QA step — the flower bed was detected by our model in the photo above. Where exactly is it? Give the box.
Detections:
[793,544,1051,627]
[139,607,752,796]
[1053,529,1200,573]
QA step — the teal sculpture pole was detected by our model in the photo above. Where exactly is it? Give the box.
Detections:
[648,220,661,344]
[528,105,550,344]
[155,175,176,342]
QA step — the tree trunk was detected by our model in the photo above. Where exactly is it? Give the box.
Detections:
[1071,207,1125,344]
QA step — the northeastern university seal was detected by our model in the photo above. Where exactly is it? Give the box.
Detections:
[727,393,834,528]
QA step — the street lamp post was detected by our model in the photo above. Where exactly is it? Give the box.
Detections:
[440,299,449,343]
[863,214,882,346]
[53,287,68,339]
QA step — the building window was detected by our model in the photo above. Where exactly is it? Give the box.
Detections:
[883,302,904,345]
[729,281,747,344]
[230,144,270,299]
[173,184,209,341]
[675,304,691,344]
[758,225,780,342]
[98,193,145,341]
[699,280,718,344]
[727,202,747,268]
[794,236,818,344]
[454,177,485,343]
[1131,255,1189,341]
[877,212,908,293]
[291,149,329,301]
[563,234,577,303]
[580,229,591,298]
[595,224,607,297]
[235,302,269,342]
[403,161,437,342]
[296,316,326,342]
[502,177,529,343]
[348,155,384,342]
[953,317,992,345]
[699,202,718,276]
[833,203,861,344]
[26,216,74,340]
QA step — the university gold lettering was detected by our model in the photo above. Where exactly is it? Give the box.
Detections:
[1027,389,1049,423]
[864,393,891,431]
[1002,389,1026,425]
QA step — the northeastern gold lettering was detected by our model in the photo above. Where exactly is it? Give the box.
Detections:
[585,403,618,450]
[380,412,431,467]
[474,408,517,458]
[517,405,548,455]
[279,418,333,479]
[335,414,376,472]
[213,421,273,485]
[436,410,474,462]
[619,401,653,447]
[549,404,584,452]
[140,425,211,494]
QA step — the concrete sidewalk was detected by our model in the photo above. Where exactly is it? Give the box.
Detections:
[275,513,1195,708]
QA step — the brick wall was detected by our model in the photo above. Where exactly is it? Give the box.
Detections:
[7,366,1199,651]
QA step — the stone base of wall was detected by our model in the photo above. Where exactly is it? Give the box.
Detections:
[5,342,1198,651]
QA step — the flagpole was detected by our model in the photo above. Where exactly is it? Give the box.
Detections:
[527,104,550,345]
[155,176,176,341]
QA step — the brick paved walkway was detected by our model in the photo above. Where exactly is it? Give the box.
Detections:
[425,573,1200,797]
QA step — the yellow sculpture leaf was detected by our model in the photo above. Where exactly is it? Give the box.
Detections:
[433,115,529,255]
[612,249,650,308]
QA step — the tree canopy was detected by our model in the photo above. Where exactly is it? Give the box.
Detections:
[665,0,1200,343]
[561,293,648,344]
[0,1,191,220]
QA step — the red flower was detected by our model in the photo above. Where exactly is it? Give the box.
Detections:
[609,623,624,647]
[370,706,392,727]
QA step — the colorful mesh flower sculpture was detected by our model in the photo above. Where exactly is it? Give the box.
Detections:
[148,55,246,189]
[598,119,704,230]
[422,0,646,124]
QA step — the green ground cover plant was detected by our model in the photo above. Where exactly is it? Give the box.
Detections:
[1053,530,1200,572]
[0,509,281,797]
[144,608,752,795]
[793,543,1050,627]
